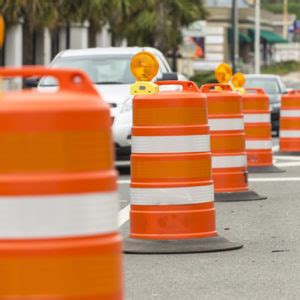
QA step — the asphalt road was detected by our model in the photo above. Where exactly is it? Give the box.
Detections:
[117,138,300,300]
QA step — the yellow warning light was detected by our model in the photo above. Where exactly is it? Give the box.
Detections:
[130,51,159,81]
[232,72,246,88]
[232,72,246,94]
[214,63,232,84]
[130,51,159,95]
[0,15,5,48]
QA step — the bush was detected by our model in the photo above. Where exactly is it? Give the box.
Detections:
[261,61,300,75]
[190,71,217,88]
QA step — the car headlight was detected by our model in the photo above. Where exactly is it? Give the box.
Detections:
[121,97,133,113]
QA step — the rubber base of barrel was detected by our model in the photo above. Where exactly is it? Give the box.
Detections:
[274,151,300,156]
[248,165,285,173]
[124,235,243,254]
[215,190,267,202]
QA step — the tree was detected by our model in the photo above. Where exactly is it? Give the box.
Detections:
[110,0,207,54]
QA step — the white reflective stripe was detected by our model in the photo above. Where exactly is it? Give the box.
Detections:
[130,185,214,205]
[244,113,270,123]
[280,130,300,138]
[280,110,300,117]
[0,192,119,238]
[212,155,247,168]
[132,135,210,153]
[246,140,272,150]
[208,118,244,131]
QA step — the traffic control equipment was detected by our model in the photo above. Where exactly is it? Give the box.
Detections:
[200,83,266,202]
[279,90,300,154]
[243,88,284,173]
[0,67,123,299]
[124,80,243,254]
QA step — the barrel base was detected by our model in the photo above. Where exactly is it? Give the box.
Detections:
[275,151,300,156]
[124,235,243,254]
[248,165,285,173]
[215,190,267,202]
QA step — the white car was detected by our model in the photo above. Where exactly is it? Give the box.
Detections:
[37,47,183,159]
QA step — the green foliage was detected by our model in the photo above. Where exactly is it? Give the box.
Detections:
[261,61,300,75]
[190,71,216,87]
[262,0,300,19]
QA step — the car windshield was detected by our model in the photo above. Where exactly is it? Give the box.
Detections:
[39,55,136,86]
[245,78,280,94]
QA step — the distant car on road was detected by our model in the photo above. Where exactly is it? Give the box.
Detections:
[36,47,184,159]
[245,74,288,135]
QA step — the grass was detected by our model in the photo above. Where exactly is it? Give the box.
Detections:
[261,61,300,75]
[189,71,216,87]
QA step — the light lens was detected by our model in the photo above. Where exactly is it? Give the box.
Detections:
[0,15,4,48]
[232,72,246,88]
[130,52,159,81]
[214,63,232,83]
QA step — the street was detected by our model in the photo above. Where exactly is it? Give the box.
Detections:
[118,139,300,300]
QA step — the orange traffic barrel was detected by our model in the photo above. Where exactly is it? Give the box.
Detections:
[124,81,243,253]
[0,67,123,299]
[243,88,284,173]
[279,90,300,155]
[200,83,266,202]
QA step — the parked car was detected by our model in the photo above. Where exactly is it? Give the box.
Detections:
[245,74,288,135]
[36,47,185,159]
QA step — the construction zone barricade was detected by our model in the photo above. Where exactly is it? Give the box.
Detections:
[243,88,284,173]
[278,89,300,155]
[200,83,266,202]
[0,67,123,299]
[124,80,243,254]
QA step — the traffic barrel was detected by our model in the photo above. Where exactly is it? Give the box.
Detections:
[279,90,300,155]
[200,83,266,202]
[124,81,243,254]
[243,88,284,173]
[0,67,123,299]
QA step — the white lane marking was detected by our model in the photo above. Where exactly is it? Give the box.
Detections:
[115,161,130,167]
[249,177,300,182]
[132,135,210,153]
[118,204,130,226]
[274,156,300,161]
[274,162,300,167]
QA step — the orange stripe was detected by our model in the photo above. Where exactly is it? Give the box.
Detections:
[280,138,300,152]
[281,96,300,108]
[280,118,300,130]
[245,125,271,138]
[130,202,216,240]
[0,171,117,195]
[211,133,245,153]
[134,96,206,108]
[0,131,113,172]
[132,125,209,136]
[0,234,123,296]
[134,106,207,126]
[131,153,211,181]
[242,96,269,111]
[247,149,273,166]
[0,110,111,132]
[213,170,248,192]
[207,95,242,115]
[244,124,271,138]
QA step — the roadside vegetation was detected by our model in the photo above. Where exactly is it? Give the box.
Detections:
[261,61,300,75]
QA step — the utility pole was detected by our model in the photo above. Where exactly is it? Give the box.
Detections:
[283,0,288,39]
[231,0,239,73]
[254,0,261,74]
